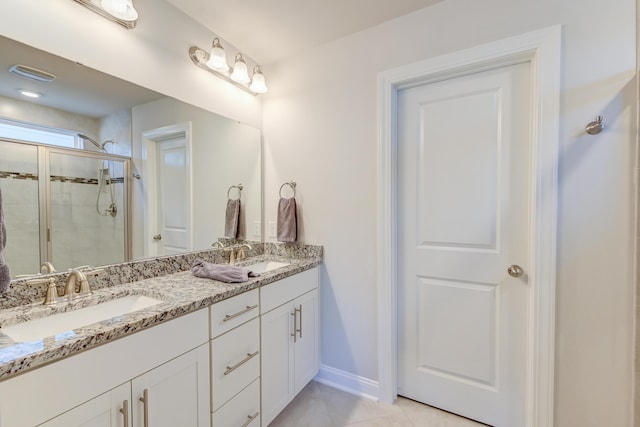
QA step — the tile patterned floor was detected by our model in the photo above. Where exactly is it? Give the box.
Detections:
[269,380,488,427]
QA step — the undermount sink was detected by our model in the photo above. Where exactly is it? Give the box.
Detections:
[2,295,162,342]
[248,261,290,274]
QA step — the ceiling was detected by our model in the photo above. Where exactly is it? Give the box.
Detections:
[0,36,163,119]
[166,0,443,65]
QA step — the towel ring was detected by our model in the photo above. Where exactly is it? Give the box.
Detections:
[279,181,296,198]
[227,184,243,200]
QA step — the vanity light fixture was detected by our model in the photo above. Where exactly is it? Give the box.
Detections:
[72,0,138,29]
[206,38,229,72]
[188,41,268,96]
[230,53,250,84]
[249,66,268,94]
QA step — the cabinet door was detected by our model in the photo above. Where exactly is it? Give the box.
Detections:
[39,383,130,427]
[294,288,319,394]
[131,344,209,427]
[260,301,295,426]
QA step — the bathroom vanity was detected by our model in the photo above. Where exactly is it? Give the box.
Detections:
[0,244,322,427]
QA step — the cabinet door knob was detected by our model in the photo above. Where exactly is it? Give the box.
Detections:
[153,234,162,241]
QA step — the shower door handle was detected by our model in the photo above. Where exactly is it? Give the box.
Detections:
[153,234,162,241]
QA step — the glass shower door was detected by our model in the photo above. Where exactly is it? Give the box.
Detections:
[49,151,127,271]
[0,139,40,276]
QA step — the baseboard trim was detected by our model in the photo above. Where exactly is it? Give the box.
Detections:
[314,364,379,401]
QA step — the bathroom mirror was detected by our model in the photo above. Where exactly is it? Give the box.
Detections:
[0,35,262,278]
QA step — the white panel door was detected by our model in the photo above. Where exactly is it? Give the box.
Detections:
[398,62,531,426]
[155,135,189,255]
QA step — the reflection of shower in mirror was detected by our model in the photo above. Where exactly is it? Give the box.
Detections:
[77,134,118,217]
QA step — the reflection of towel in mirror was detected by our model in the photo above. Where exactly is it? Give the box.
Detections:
[191,259,258,283]
[224,199,240,238]
[0,187,10,293]
[277,197,297,243]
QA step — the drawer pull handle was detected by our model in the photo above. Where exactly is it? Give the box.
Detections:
[224,351,259,375]
[119,400,129,427]
[242,411,260,427]
[223,304,258,322]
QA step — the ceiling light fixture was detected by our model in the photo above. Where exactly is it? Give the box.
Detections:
[18,90,42,98]
[72,0,138,29]
[189,41,268,96]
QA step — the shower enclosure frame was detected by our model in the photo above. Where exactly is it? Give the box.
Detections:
[2,137,131,268]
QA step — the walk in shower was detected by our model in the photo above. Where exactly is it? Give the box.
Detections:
[0,138,129,277]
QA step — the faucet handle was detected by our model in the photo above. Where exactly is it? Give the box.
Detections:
[79,268,103,295]
[26,277,60,305]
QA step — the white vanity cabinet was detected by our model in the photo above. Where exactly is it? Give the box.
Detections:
[260,267,319,426]
[40,344,210,427]
[0,308,210,427]
[210,288,261,427]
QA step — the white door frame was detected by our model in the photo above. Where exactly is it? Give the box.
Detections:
[141,122,193,257]
[377,26,561,427]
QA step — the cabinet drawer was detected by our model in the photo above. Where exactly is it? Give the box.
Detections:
[211,378,260,427]
[260,267,318,314]
[210,288,259,338]
[211,317,260,410]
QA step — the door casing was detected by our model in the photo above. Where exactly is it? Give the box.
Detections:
[377,26,561,427]
[141,122,193,257]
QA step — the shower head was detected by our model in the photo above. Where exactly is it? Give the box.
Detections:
[77,133,104,151]
[77,134,114,152]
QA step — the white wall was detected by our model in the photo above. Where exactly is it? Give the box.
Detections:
[262,0,637,425]
[0,0,262,128]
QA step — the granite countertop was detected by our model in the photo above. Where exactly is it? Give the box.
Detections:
[0,254,321,380]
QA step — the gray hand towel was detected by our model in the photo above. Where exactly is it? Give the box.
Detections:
[277,197,297,243]
[224,198,240,238]
[0,187,10,293]
[191,259,258,283]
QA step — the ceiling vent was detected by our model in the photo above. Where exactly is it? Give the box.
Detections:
[8,64,56,83]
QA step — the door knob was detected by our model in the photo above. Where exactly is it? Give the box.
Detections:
[153,234,162,241]
[507,265,524,278]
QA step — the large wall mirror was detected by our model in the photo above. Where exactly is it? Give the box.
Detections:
[0,35,262,278]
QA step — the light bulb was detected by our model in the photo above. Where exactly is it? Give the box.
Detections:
[206,38,229,71]
[249,66,268,93]
[101,0,138,21]
[230,54,250,84]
